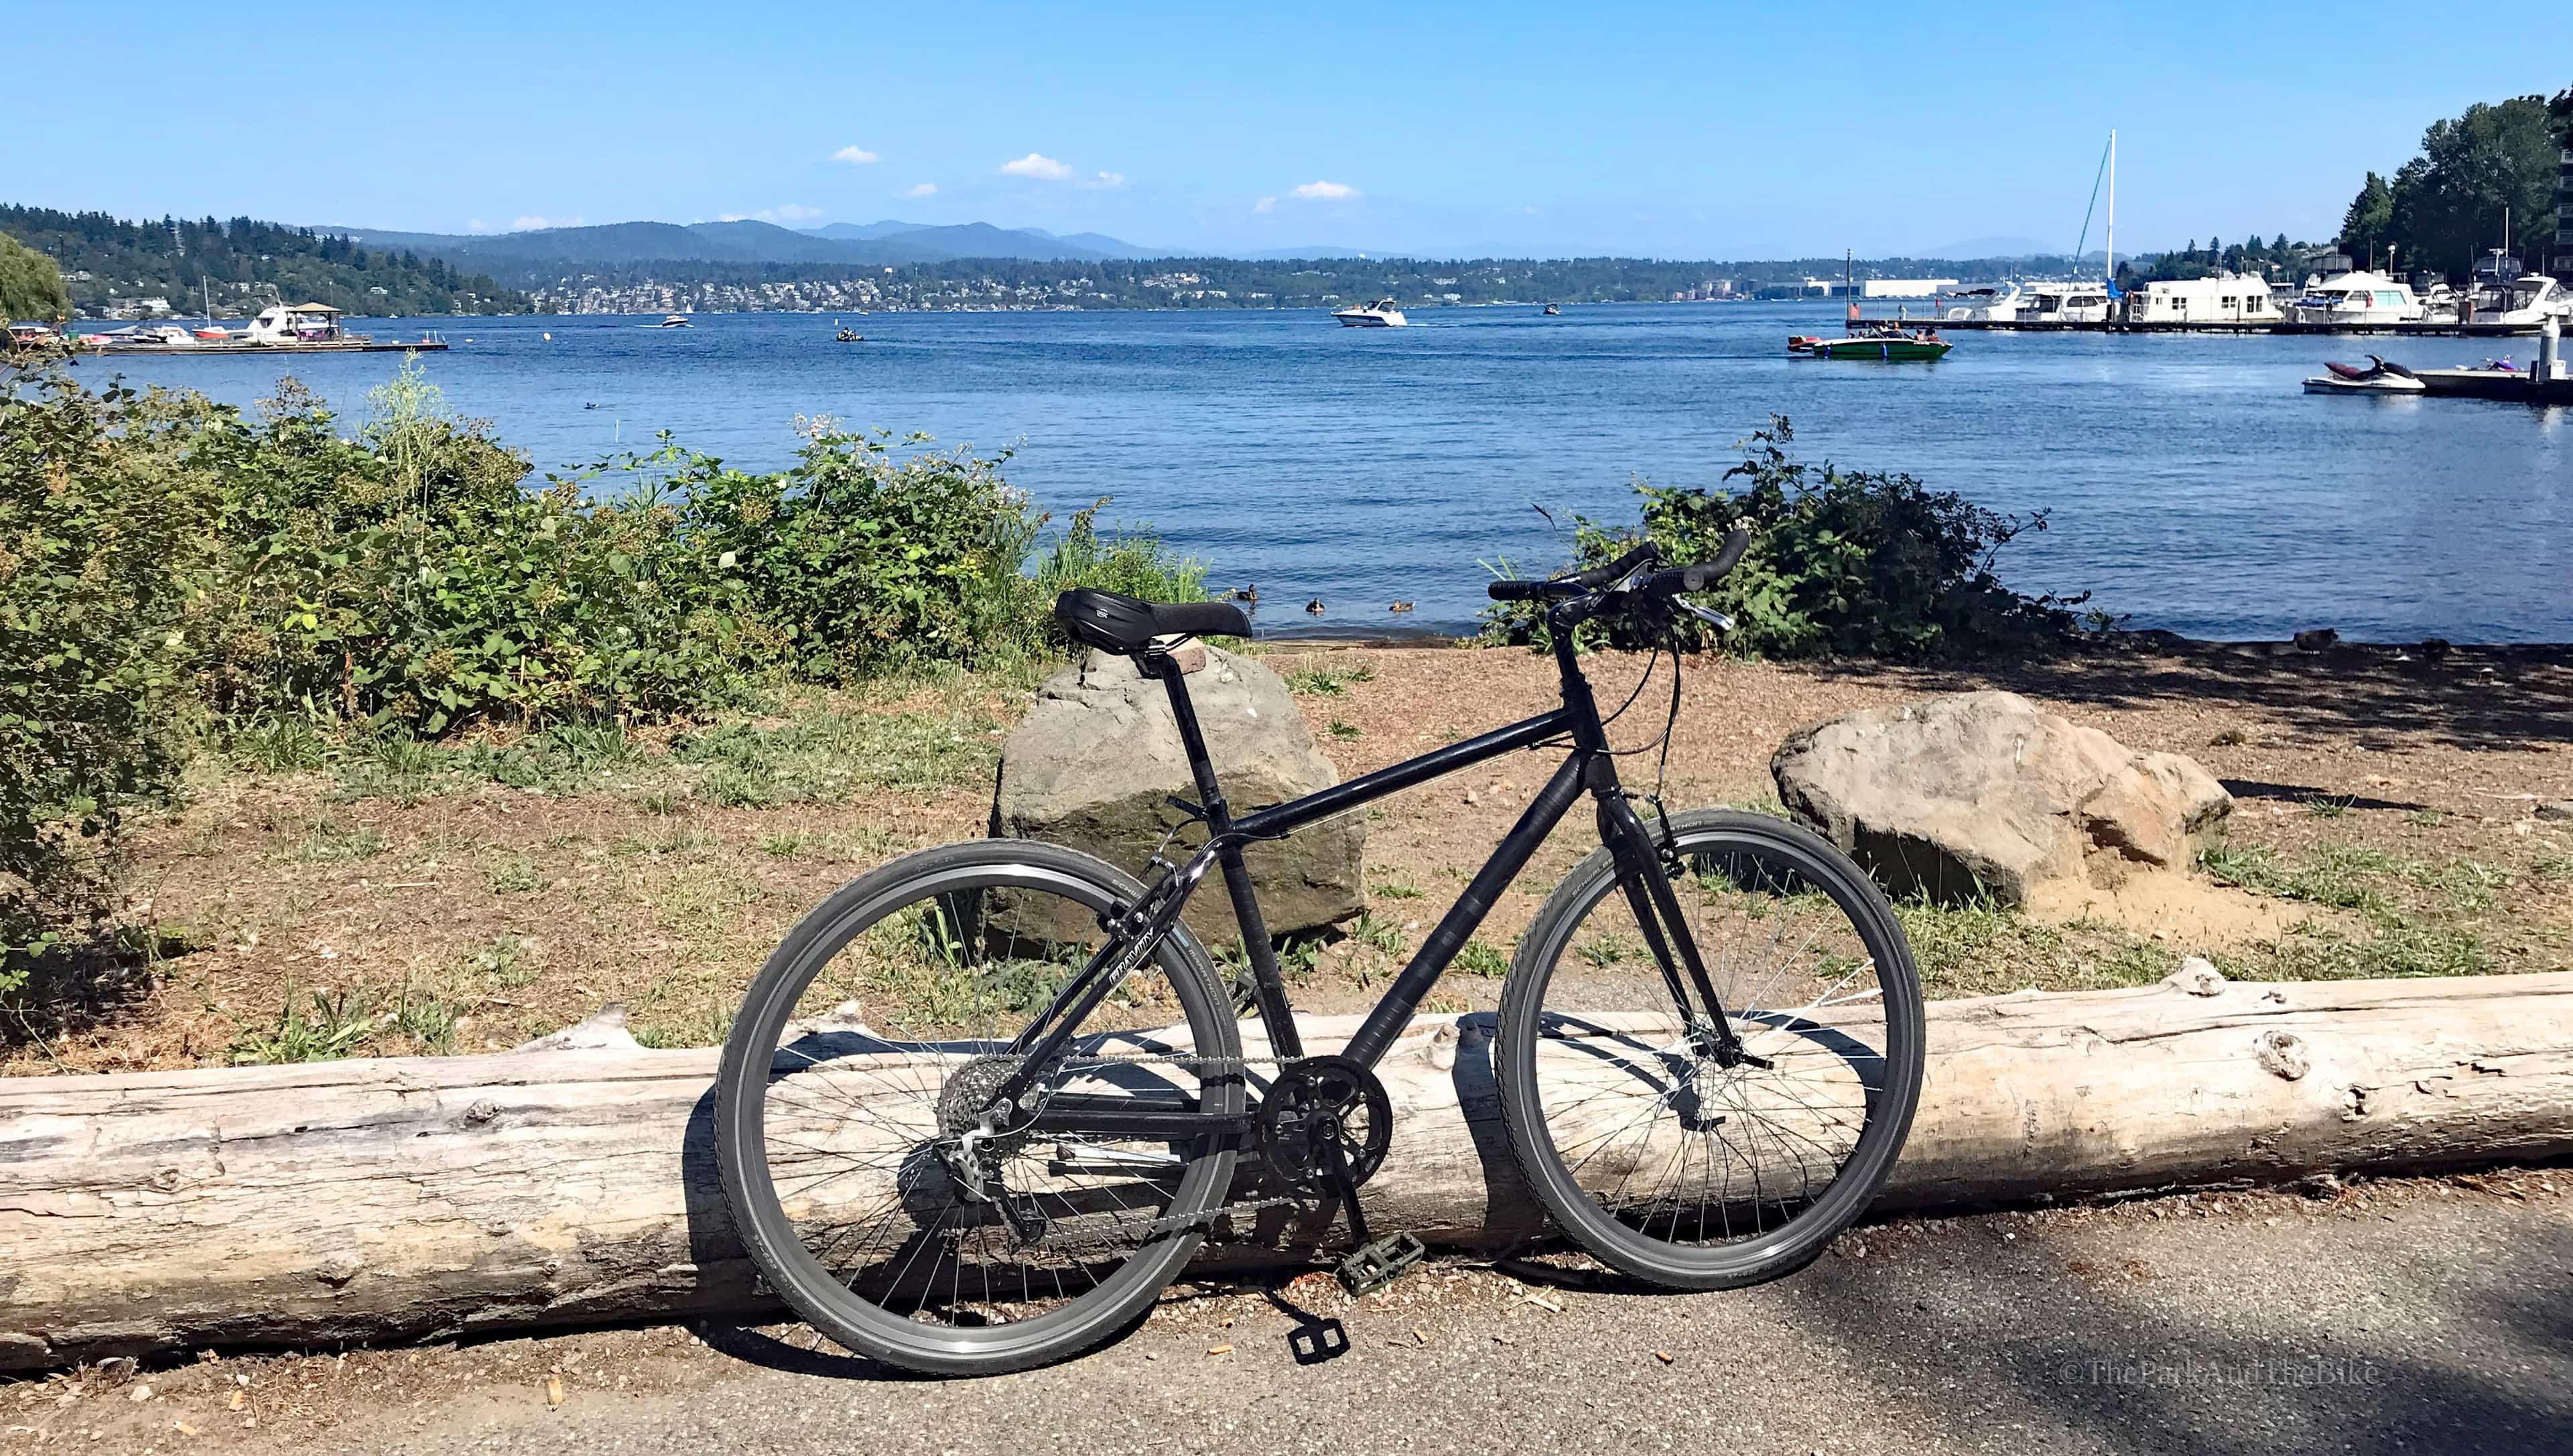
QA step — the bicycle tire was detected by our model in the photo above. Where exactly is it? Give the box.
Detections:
[1494,808,1924,1288]
[714,838,1242,1376]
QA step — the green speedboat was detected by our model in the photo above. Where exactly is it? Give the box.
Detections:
[1799,331,1953,361]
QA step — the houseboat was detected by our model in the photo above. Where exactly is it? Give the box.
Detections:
[2121,272,2279,325]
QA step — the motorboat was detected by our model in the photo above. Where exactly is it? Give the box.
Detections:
[1942,283,2026,322]
[1542,303,1561,316]
[658,314,693,328]
[1791,327,1953,361]
[241,303,352,345]
[2303,355,2424,394]
[2023,281,2114,323]
[2286,272,2424,326]
[1331,299,1407,328]
[2472,273,2572,326]
[834,326,863,342]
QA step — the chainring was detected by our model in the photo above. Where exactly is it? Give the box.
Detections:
[1255,1054,1392,1194]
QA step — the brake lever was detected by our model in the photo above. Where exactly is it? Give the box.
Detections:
[1678,601,1734,634]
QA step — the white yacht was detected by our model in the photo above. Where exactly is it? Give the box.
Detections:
[1331,299,1407,328]
[241,302,348,344]
[1941,283,2026,322]
[2286,272,2424,326]
[2472,273,2572,326]
[658,314,693,328]
[2023,281,2115,323]
[2121,272,2279,325]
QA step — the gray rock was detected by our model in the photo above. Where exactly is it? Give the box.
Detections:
[994,645,1362,941]
[1771,690,2232,907]
[2535,800,2573,823]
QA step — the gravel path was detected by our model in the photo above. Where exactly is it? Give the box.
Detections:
[23,1171,2569,1456]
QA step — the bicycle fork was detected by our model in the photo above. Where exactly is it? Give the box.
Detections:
[1593,783,1768,1070]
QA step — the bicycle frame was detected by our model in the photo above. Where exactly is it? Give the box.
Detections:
[998,620,1744,1131]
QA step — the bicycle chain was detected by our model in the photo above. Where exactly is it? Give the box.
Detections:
[946,1045,1315,1249]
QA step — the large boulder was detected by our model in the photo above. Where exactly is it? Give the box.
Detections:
[1771,690,2231,907]
[993,644,1364,941]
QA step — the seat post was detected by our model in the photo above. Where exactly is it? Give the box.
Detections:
[1142,648,1230,830]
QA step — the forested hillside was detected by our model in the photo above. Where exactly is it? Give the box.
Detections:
[0,207,529,318]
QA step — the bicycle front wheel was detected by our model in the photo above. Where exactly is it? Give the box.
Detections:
[1496,808,1924,1288]
[714,839,1242,1376]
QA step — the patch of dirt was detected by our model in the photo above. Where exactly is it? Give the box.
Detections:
[9,640,2568,1076]
[2024,869,2330,945]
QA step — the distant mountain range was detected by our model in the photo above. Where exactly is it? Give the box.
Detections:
[321,218,1157,269]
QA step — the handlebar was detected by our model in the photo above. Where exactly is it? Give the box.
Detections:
[1486,526,1751,604]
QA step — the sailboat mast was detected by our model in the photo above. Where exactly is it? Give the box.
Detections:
[2105,131,2116,286]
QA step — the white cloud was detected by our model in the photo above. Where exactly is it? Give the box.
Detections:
[509,215,585,231]
[1254,196,1276,213]
[830,145,879,165]
[1000,152,1075,180]
[715,204,823,224]
[904,182,938,198]
[1088,171,1127,189]
[1291,180,1358,201]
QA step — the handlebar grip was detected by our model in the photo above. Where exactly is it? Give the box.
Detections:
[1640,527,1753,594]
[1486,579,1546,602]
[1569,542,1660,590]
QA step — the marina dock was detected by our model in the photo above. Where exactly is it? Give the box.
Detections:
[1857,318,2546,337]
[87,338,450,356]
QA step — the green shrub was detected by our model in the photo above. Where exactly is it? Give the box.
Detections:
[1029,498,1209,625]
[194,362,738,734]
[1,360,217,974]
[1485,416,2076,658]
[647,423,1045,680]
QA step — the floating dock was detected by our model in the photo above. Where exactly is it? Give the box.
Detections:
[86,338,451,356]
[2412,369,2573,403]
[1857,318,2543,338]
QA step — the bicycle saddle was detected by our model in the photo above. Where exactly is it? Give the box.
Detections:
[1054,588,1251,655]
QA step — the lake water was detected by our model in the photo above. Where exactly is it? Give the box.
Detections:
[84,304,2573,642]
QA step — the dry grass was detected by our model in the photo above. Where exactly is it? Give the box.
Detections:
[10,639,2570,1075]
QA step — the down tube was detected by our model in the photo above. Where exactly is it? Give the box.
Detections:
[1339,749,1592,1068]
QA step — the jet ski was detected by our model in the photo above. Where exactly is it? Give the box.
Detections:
[2303,354,2424,394]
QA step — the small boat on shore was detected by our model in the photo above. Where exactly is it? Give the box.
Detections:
[1332,299,1406,328]
[2303,355,2423,394]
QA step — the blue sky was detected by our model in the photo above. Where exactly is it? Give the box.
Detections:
[15,2,2560,258]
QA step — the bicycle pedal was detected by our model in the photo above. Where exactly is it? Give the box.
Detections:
[1335,1231,1427,1296]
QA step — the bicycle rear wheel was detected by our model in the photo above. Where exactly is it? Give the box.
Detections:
[1495,809,1923,1288]
[714,839,1242,1376]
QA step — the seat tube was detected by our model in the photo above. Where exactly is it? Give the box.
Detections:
[1148,651,1305,1058]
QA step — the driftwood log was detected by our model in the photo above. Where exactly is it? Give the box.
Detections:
[4,968,2571,1370]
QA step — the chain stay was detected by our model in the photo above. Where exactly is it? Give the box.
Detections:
[958,1045,1324,1249]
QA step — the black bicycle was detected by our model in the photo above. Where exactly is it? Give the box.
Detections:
[714,530,1924,1375]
